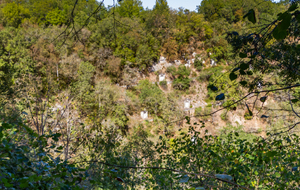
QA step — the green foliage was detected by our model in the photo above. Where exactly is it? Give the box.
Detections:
[1,2,30,27]
[73,61,95,98]
[111,104,129,135]
[195,106,212,120]
[195,107,202,115]
[206,66,242,106]
[137,79,166,114]
[227,2,297,91]
[198,0,283,24]
[90,15,159,67]
[191,71,197,77]
[0,122,85,189]
[153,0,169,15]
[197,71,211,82]
[173,77,191,91]
[273,11,292,40]
[244,9,256,24]
[219,123,256,140]
[0,1,298,189]
[159,80,167,86]
[166,65,192,91]
[244,112,252,120]
[176,65,191,78]
[194,57,203,71]
[149,126,300,189]
[175,10,211,45]
[116,0,143,18]
[166,65,176,77]
[222,100,237,110]
[220,111,228,121]
[46,8,67,25]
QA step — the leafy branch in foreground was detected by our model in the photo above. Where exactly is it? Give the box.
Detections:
[81,125,300,189]
[0,122,86,189]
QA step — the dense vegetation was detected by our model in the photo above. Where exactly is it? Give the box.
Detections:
[1,0,300,189]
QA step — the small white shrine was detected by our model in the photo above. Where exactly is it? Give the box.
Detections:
[159,73,166,81]
[141,110,148,120]
[174,60,181,65]
[185,60,191,68]
[211,59,216,66]
[257,81,262,89]
[159,56,166,63]
[184,98,191,109]
[249,64,253,70]
[191,136,197,144]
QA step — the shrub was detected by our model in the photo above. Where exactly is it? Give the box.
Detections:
[222,100,237,110]
[194,57,203,71]
[197,72,211,82]
[159,81,167,90]
[244,112,252,120]
[195,107,202,115]
[192,71,197,77]
[220,111,228,121]
[195,106,212,120]
[0,122,85,189]
[159,80,167,86]
[197,66,224,83]
[176,65,191,78]
[137,79,166,114]
[166,66,176,77]
[173,77,191,91]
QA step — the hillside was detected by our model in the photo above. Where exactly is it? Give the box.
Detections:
[1,0,300,189]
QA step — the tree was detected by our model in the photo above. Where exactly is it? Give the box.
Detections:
[162,37,178,61]
[137,79,166,115]
[172,65,191,91]
[153,0,169,15]
[46,7,67,25]
[1,2,30,27]
[116,0,143,18]
[0,122,86,189]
